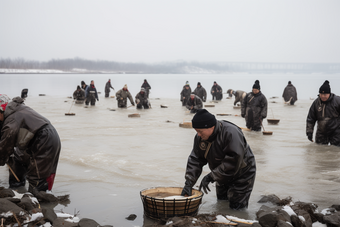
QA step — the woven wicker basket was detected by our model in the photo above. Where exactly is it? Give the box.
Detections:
[140,187,203,219]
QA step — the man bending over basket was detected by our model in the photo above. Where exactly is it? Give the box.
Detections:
[181,109,256,210]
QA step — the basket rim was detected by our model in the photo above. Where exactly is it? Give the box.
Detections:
[140,187,203,201]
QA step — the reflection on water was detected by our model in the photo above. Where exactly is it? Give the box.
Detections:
[1,73,340,226]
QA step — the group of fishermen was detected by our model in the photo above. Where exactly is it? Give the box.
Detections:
[180,81,223,113]
[72,79,152,109]
[0,78,338,213]
[180,79,340,211]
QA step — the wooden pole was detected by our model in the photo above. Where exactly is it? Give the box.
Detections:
[7,164,20,182]
[67,99,75,113]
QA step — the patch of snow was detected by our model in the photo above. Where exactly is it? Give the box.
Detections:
[298,215,305,222]
[30,196,39,205]
[29,213,44,222]
[282,205,297,216]
[215,215,231,223]
[42,222,52,227]
[0,211,13,217]
[65,216,80,223]
[178,66,217,74]
[56,213,73,218]
[12,190,24,199]
[312,221,327,227]
[166,220,173,225]
[321,208,331,215]
[286,221,293,226]
[225,215,257,224]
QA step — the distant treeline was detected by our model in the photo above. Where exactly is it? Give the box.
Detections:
[0,57,339,73]
[0,57,229,73]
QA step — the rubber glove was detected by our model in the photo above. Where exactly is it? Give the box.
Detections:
[199,173,214,194]
[307,133,313,142]
[181,180,192,196]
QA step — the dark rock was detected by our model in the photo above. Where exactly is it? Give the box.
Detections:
[291,215,306,227]
[314,213,325,223]
[294,202,318,223]
[278,196,293,206]
[0,188,15,198]
[78,218,102,227]
[251,223,262,227]
[18,196,38,212]
[5,197,21,203]
[239,223,252,227]
[0,198,25,215]
[256,205,282,219]
[258,194,281,205]
[126,214,137,221]
[323,212,340,227]
[294,209,313,227]
[53,217,78,227]
[31,189,58,203]
[278,220,294,227]
[329,208,337,213]
[57,194,70,204]
[295,202,318,213]
[42,208,57,224]
[277,209,291,222]
[259,212,279,227]
[331,205,340,211]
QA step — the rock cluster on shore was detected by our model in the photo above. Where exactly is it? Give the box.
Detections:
[0,187,112,227]
[145,194,340,227]
[2,186,340,227]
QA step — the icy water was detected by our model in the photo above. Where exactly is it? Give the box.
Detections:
[1,73,340,227]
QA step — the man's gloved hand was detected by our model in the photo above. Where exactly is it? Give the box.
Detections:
[132,104,135,106]
[97,98,99,101]
[181,180,192,196]
[199,173,214,194]
[307,133,313,142]
[241,113,245,118]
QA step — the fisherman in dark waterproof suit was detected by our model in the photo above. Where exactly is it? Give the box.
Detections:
[85,80,99,106]
[104,79,114,98]
[0,95,61,194]
[241,80,267,131]
[282,81,298,105]
[181,109,256,210]
[193,82,207,102]
[186,93,203,113]
[306,80,340,146]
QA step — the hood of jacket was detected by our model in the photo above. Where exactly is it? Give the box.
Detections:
[4,97,25,119]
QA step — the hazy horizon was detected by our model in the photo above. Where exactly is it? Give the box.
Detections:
[1,1,340,63]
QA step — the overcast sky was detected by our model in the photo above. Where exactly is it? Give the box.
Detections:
[1,0,339,63]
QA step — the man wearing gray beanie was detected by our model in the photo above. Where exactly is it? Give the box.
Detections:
[181,109,256,210]
[306,80,340,146]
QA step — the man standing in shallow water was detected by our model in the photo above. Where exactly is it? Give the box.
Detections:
[181,109,256,210]
[306,80,340,146]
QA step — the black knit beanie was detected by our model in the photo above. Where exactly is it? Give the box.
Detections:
[192,109,216,129]
[288,81,291,85]
[81,81,85,86]
[252,80,260,90]
[77,85,81,89]
[319,80,331,94]
[197,82,201,86]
